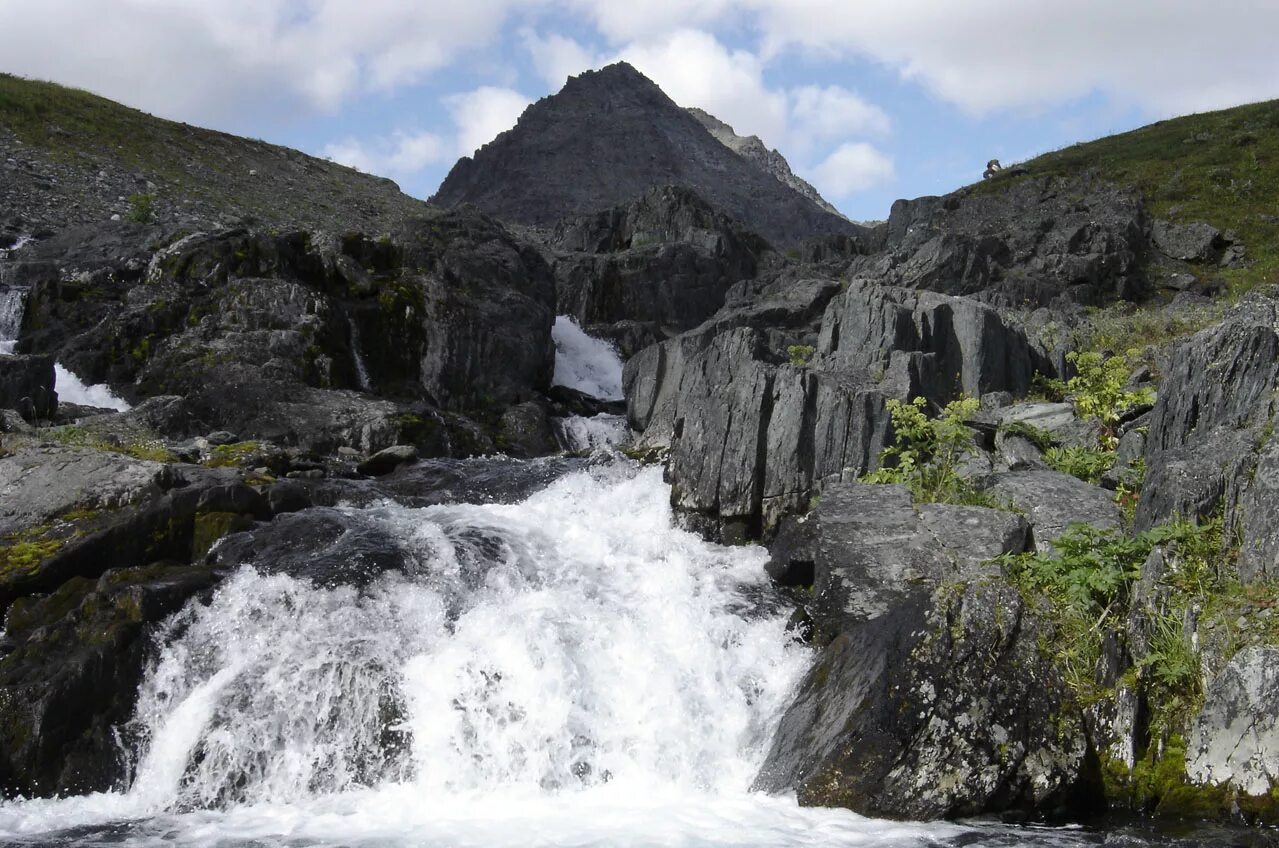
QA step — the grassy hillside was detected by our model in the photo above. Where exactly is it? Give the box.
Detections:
[0,74,430,233]
[983,98,1279,296]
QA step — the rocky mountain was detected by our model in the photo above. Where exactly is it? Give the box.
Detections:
[430,63,860,247]
[685,106,844,218]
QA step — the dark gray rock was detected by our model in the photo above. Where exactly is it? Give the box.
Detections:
[767,481,1028,640]
[551,186,770,332]
[358,444,418,477]
[496,401,559,458]
[753,583,1095,820]
[845,172,1149,307]
[0,563,219,797]
[0,353,55,420]
[983,470,1122,551]
[1152,220,1226,263]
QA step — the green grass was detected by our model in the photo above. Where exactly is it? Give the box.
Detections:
[977,98,1279,296]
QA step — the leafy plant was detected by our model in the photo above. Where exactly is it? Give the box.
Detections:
[863,396,992,506]
[787,344,815,366]
[1045,350,1154,446]
[1045,445,1115,484]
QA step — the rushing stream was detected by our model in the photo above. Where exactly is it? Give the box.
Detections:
[0,314,1258,847]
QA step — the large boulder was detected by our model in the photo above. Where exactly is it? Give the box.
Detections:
[767,481,1029,640]
[753,583,1097,820]
[1185,646,1279,814]
[624,277,1048,537]
[983,470,1123,552]
[1151,220,1227,264]
[0,563,219,797]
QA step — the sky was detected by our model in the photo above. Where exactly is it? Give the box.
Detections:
[3,2,1279,222]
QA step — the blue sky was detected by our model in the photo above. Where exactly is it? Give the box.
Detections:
[4,1,1279,222]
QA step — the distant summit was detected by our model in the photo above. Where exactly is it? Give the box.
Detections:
[685,107,845,219]
[430,63,858,246]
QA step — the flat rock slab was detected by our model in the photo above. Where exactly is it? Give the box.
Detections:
[984,470,1121,552]
[0,446,167,536]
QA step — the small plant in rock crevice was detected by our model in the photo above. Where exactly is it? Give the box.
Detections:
[786,344,815,366]
[1044,445,1115,484]
[1044,350,1153,447]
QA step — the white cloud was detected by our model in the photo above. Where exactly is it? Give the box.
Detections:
[568,0,734,44]
[744,0,1279,116]
[323,131,449,177]
[618,30,790,150]
[806,142,895,198]
[445,87,533,157]
[523,31,603,89]
[0,0,527,123]
[790,85,891,141]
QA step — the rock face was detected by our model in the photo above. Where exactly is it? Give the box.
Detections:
[0,353,55,420]
[624,276,1047,537]
[9,212,557,454]
[430,63,859,247]
[754,582,1095,820]
[1187,646,1279,799]
[550,186,773,336]
[1137,289,1279,582]
[685,107,844,218]
[983,470,1122,551]
[842,172,1149,307]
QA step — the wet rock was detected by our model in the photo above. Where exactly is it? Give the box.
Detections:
[357,444,418,477]
[497,401,559,458]
[983,470,1122,551]
[754,583,1096,820]
[0,353,55,421]
[0,563,219,797]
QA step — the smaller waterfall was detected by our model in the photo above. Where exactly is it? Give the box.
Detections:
[0,235,32,261]
[551,316,624,401]
[348,316,373,392]
[0,287,27,354]
[54,363,132,411]
[554,413,629,452]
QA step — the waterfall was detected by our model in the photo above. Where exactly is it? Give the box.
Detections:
[348,315,373,392]
[554,413,629,452]
[0,287,27,354]
[0,463,964,846]
[551,315,624,401]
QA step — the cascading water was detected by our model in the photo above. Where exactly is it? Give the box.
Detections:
[0,286,27,355]
[0,463,966,847]
[347,315,374,392]
[550,315,624,401]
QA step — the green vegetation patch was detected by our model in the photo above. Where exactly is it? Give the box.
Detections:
[863,396,998,508]
[45,425,174,463]
[977,97,1279,296]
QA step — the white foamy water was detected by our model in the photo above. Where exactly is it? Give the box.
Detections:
[0,464,966,847]
[0,287,27,347]
[551,315,624,401]
[554,413,629,452]
[54,362,131,411]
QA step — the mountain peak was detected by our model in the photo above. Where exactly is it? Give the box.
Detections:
[430,66,857,245]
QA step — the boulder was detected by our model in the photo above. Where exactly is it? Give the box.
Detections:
[1152,220,1226,263]
[0,353,55,420]
[1186,646,1279,806]
[0,563,219,797]
[753,583,1096,820]
[768,481,1029,640]
[358,444,418,477]
[983,470,1122,552]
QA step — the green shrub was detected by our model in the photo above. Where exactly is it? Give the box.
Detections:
[863,396,992,506]
[1045,350,1153,446]
[787,344,815,366]
[126,193,156,224]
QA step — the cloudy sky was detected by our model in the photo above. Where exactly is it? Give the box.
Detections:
[4,1,1278,220]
